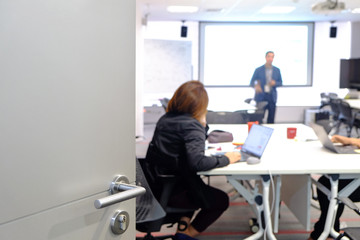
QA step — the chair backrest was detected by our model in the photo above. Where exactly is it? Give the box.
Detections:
[206,111,248,124]
[136,157,196,236]
[136,158,166,228]
[329,98,342,120]
[320,92,338,110]
[255,101,268,113]
[338,100,353,122]
[159,98,170,111]
[245,101,268,124]
[244,98,255,104]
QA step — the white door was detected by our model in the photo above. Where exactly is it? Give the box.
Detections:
[0,0,137,239]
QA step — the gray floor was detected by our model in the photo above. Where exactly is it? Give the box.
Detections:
[196,176,359,240]
[137,175,360,240]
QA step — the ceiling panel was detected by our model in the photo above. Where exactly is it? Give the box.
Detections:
[138,0,360,22]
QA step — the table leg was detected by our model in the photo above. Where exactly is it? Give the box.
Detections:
[318,174,339,240]
[244,195,265,240]
[227,175,277,240]
[273,175,282,233]
[262,175,277,240]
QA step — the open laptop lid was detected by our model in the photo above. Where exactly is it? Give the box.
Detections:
[310,122,359,154]
[310,122,338,152]
[241,124,274,158]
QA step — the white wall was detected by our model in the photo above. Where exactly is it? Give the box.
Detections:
[351,21,360,58]
[137,20,360,123]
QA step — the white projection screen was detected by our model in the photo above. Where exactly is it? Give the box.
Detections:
[199,22,314,87]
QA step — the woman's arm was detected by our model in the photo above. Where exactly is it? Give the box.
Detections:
[331,135,360,148]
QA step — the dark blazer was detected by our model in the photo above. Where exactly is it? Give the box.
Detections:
[146,112,229,174]
[250,64,283,103]
[145,113,230,205]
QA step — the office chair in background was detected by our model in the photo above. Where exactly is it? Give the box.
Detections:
[337,100,360,137]
[251,101,268,124]
[159,98,170,111]
[328,97,343,135]
[320,92,338,110]
[243,98,268,124]
[244,98,256,105]
[206,111,249,124]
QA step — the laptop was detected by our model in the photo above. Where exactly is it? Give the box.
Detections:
[240,124,274,161]
[310,122,360,154]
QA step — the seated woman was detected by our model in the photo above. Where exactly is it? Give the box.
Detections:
[145,80,241,240]
[308,135,360,240]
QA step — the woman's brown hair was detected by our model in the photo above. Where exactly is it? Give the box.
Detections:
[166,80,208,121]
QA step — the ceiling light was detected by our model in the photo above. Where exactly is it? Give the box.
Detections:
[204,8,224,13]
[167,6,199,13]
[259,6,296,14]
[352,8,360,14]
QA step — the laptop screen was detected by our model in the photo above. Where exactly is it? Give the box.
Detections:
[241,124,274,158]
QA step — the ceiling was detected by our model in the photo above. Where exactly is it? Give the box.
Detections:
[138,0,360,23]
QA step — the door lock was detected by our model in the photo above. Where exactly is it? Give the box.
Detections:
[110,210,130,234]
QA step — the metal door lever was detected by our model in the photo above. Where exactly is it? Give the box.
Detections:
[94,175,145,209]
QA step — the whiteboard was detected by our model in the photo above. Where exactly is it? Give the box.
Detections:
[144,39,192,96]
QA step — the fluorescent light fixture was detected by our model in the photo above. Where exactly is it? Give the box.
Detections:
[167,5,199,13]
[352,8,360,14]
[205,8,224,13]
[259,6,296,14]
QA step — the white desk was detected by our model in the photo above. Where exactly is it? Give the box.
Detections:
[344,99,360,109]
[199,124,360,240]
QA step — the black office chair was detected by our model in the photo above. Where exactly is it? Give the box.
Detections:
[244,98,256,105]
[136,158,195,240]
[206,110,249,124]
[249,101,268,124]
[328,97,343,134]
[320,92,338,110]
[136,158,167,239]
[242,98,268,124]
[337,100,360,137]
[159,98,170,111]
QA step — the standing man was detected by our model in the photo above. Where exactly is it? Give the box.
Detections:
[250,51,282,123]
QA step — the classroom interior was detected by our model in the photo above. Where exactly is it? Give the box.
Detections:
[135,1,360,239]
[6,1,360,239]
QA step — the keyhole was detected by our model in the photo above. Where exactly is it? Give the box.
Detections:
[111,210,130,235]
[119,215,127,230]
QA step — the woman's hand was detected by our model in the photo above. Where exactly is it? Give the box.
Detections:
[331,135,360,148]
[225,151,241,164]
[331,135,351,145]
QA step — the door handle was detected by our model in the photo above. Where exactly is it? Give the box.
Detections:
[94,175,146,209]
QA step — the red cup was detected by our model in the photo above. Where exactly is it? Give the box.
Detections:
[287,127,297,139]
[248,121,259,132]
